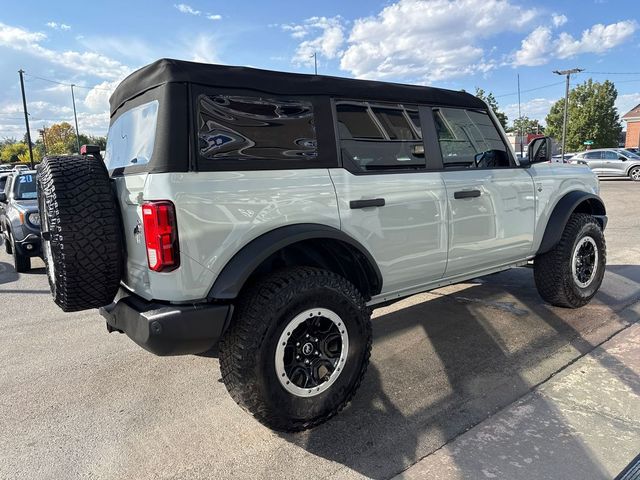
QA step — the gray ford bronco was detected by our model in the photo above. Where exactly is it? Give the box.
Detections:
[38,59,607,431]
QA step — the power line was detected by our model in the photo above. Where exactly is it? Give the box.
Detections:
[22,72,113,91]
[583,71,640,75]
[495,80,565,98]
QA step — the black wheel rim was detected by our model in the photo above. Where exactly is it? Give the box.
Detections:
[275,308,348,397]
[572,236,598,288]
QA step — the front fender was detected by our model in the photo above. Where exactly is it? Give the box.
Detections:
[537,191,606,255]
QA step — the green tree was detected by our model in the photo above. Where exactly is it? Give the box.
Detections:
[46,122,77,154]
[475,88,508,130]
[0,142,28,163]
[546,79,621,151]
[511,116,545,135]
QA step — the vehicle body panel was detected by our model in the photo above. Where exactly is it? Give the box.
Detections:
[117,169,340,302]
[441,168,535,277]
[329,168,448,295]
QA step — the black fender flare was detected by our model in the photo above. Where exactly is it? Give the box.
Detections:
[537,191,606,254]
[207,223,383,300]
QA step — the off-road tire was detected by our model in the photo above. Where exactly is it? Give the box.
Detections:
[219,267,372,432]
[10,233,30,273]
[534,213,606,308]
[629,166,640,182]
[38,155,123,312]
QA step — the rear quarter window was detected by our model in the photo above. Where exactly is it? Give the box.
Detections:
[197,95,317,164]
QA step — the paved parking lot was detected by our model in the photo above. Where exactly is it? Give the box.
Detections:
[1,179,639,480]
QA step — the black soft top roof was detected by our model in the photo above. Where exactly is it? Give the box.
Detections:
[110,58,485,115]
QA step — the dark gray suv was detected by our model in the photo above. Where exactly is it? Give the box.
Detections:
[571,148,640,181]
[0,170,41,272]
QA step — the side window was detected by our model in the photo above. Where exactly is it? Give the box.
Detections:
[603,151,618,160]
[335,101,425,172]
[433,107,511,169]
[198,95,317,163]
[584,151,601,160]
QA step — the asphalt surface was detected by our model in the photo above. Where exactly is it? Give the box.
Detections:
[1,179,639,480]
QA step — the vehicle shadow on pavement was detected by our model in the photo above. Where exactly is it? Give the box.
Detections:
[0,261,19,285]
[279,265,639,479]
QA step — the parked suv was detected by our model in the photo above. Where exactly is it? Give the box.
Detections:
[38,59,607,431]
[0,170,41,272]
[571,148,640,181]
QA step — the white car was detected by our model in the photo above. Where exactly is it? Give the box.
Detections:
[38,59,608,432]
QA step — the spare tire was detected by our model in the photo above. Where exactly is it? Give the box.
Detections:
[38,155,123,312]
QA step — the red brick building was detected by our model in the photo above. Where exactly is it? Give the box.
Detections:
[623,103,640,148]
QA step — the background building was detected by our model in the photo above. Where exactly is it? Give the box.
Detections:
[623,104,640,149]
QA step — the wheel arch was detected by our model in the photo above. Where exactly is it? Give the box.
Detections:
[537,191,606,255]
[207,223,383,301]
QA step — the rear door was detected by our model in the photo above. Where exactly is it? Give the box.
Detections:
[432,107,535,277]
[329,101,448,296]
[582,151,603,174]
[105,100,160,298]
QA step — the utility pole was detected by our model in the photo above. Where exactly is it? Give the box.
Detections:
[70,84,81,154]
[313,52,317,75]
[18,69,34,168]
[39,126,48,155]
[553,68,583,162]
[517,73,523,157]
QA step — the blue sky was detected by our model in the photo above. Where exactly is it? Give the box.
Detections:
[1,0,639,139]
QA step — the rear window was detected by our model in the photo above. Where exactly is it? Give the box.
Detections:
[105,100,159,170]
[14,173,36,200]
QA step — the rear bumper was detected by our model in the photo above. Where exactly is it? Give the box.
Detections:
[99,292,233,356]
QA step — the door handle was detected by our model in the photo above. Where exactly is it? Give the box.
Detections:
[454,190,481,199]
[350,198,386,209]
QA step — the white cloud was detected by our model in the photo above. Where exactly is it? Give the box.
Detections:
[504,97,556,124]
[514,26,553,66]
[83,80,122,112]
[0,22,130,80]
[556,21,637,58]
[552,14,567,28]
[617,93,640,124]
[284,16,346,67]
[46,21,71,30]
[337,0,538,82]
[514,20,637,66]
[189,34,221,64]
[207,14,222,21]
[174,3,200,16]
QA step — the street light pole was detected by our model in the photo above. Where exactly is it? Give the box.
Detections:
[313,52,317,75]
[70,84,81,154]
[553,68,583,162]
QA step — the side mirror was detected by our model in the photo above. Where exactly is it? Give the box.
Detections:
[0,192,6,203]
[619,155,627,161]
[527,136,552,164]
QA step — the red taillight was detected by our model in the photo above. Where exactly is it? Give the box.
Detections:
[142,201,180,272]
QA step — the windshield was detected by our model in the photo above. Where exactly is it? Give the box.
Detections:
[104,100,159,170]
[14,173,36,200]
[618,149,640,159]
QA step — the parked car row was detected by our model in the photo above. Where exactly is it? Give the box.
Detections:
[0,169,41,272]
